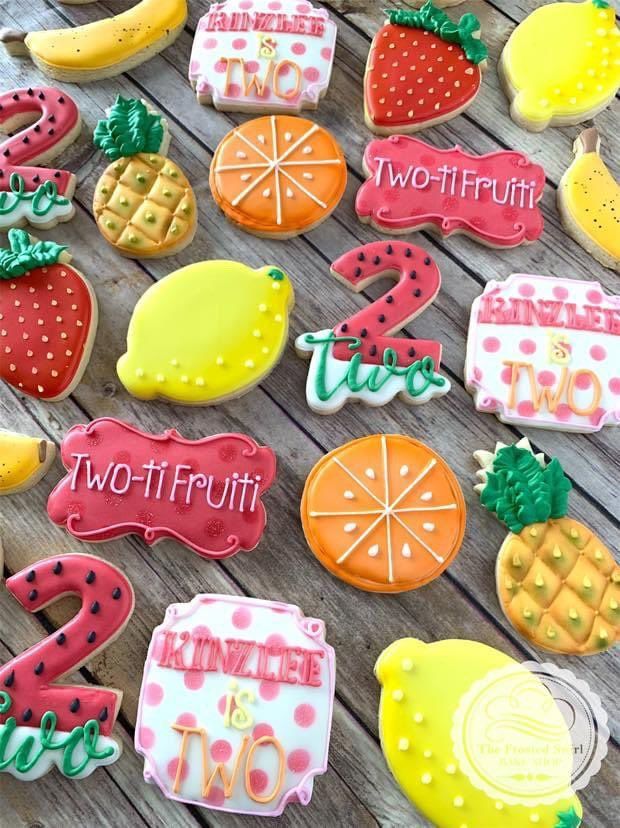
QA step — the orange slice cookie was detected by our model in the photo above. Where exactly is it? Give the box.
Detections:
[209,115,347,239]
[301,435,466,592]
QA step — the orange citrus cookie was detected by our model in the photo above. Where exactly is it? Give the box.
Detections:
[209,115,347,239]
[301,435,466,592]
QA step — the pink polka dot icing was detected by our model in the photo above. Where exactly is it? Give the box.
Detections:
[184,671,205,691]
[609,378,620,395]
[259,679,280,701]
[176,712,197,728]
[167,757,189,783]
[586,289,603,304]
[211,740,233,762]
[537,370,556,387]
[590,345,606,361]
[288,748,311,773]
[519,339,536,355]
[291,42,306,55]
[518,282,535,298]
[139,726,155,749]
[483,337,501,353]
[294,703,316,727]
[144,682,164,706]
[232,606,252,629]
[249,768,269,795]
[253,722,275,740]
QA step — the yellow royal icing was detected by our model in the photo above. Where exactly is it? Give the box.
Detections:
[117,260,294,404]
[0,431,55,495]
[26,0,187,71]
[376,638,583,828]
[502,0,620,128]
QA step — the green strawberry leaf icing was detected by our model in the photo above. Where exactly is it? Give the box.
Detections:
[478,444,572,534]
[555,806,582,828]
[385,1,488,64]
[93,96,165,161]
[0,229,67,279]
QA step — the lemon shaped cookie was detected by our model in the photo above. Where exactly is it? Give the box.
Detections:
[500,0,620,131]
[376,638,583,827]
[0,431,56,495]
[117,261,294,404]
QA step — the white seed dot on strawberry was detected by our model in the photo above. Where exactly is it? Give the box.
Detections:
[37,385,44,393]
[28,287,35,293]
[9,364,15,371]
[51,370,58,378]
[47,353,54,360]
[42,336,49,342]
[14,300,20,307]
[31,367,37,374]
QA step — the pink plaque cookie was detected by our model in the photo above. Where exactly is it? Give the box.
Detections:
[466,274,620,432]
[135,594,335,816]
[47,418,276,559]
[356,135,545,248]
[189,0,337,113]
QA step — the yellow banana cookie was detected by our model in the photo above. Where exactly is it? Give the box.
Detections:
[376,637,583,828]
[499,0,620,131]
[0,0,187,82]
[117,260,294,405]
[558,128,620,272]
[0,431,56,495]
[92,97,196,259]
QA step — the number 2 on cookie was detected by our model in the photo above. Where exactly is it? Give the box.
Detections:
[0,553,134,780]
[295,241,451,414]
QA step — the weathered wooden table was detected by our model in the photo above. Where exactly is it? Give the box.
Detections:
[0,1,618,826]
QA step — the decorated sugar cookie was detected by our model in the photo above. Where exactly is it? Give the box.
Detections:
[190,0,337,113]
[117,260,293,404]
[47,418,276,560]
[301,435,466,593]
[296,241,450,413]
[376,638,583,827]
[364,2,488,135]
[356,136,545,248]
[0,230,98,401]
[0,553,134,780]
[209,115,346,238]
[0,431,56,496]
[475,440,619,656]
[93,97,196,258]
[0,0,187,82]
[136,594,335,815]
[0,86,81,230]
[466,273,620,432]
[500,0,620,131]
[558,129,619,272]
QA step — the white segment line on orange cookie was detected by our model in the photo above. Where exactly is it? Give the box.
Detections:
[309,436,456,581]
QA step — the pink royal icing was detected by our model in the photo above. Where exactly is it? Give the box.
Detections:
[135,594,335,816]
[47,418,276,559]
[356,135,545,247]
[189,0,337,112]
[465,274,620,432]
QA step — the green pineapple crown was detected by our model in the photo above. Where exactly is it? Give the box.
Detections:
[474,438,572,534]
[0,229,68,280]
[93,96,166,161]
[385,0,488,65]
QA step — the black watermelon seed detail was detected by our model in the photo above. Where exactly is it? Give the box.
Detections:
[23,709,33,722]
[58,96,65,103]
[70,698,80,713]
[87,631,96,644]
[386,244,393,254]
[378,314,386,323]
[2,149,9,157]
[34,125,40,133]
[4,671,14,688]
[27,88,33,96]
[424,257,431,266]
[99,707,109,722]
[11,93,18,101]
[90,601,100,614]
[409,271,417,279]
[357,252,365,261]
[354,267,362,278]
[38,92,45,99]
[28,589,38,601]
[33,174,40,183]
[405,248,412,257]
[34,662,44,676]
[56,633,66,645]
[369,345,377,356]
[408,347,416,357]
[53,562,62,575]
[373,256,381,265]
[341,323,348,333]
[85,570,96,584]
[360,328,367,337]
[0,170,4,178]
[386,296,393,304]
[48,128,55,136]
[413,289,421,297]
[26,571,35,582]
[54,171,60,178]
[48,114,55,123]
[112,587,121,600]
[22,136,29,144]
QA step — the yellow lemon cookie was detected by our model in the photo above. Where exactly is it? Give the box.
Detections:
[559,128,620,272]
[500,0,620,131]
[376,638,583,828]
[117,261,294,405]
[0,431,56,495]
[0,0,187,83]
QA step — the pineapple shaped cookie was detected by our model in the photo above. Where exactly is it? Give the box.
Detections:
[475,439,619,655]
[93,97,196,258]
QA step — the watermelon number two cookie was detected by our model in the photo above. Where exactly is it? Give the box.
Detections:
[210,115,346,238]
[0,553,134,780]
[136,595,335,815]
[364,1,488,135]
[500,0,620,131]
[475,439,619,656]
[0,230,98,401]
[559,128,619,272]
[93,97,196,258]
[301,435,465,593]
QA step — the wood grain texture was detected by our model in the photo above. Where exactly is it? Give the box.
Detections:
[0,1,617,826]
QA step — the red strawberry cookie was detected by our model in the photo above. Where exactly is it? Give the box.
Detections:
[0,230,97,400]
[209,114,346,238]
[301,435,466,593]
[364,1,488,135]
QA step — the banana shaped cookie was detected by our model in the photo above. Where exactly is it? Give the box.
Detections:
[0,431,55,495]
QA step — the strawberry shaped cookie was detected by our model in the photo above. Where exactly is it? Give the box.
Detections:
[0,230,97,401]
[364,1,488,135]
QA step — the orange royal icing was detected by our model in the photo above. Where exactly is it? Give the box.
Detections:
[301,435,466,593]
[209,115,347,238]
